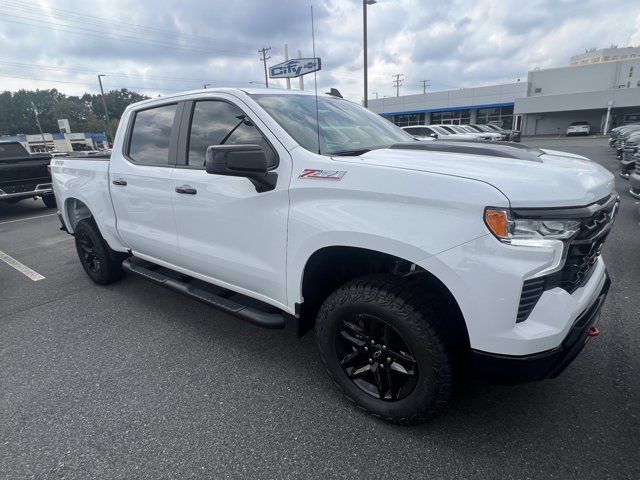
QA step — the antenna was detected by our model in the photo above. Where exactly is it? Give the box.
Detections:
[311,5,321,154]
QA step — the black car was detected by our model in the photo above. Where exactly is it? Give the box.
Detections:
[0,142,55,208]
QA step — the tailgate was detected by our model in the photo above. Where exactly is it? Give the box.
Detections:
[0,157,52,193]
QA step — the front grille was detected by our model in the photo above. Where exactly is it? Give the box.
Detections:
[516,277,546,323]
[548,196,617,294]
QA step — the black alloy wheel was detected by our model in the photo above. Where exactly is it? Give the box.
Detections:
[77,232,101,274]
[336,313,418,401]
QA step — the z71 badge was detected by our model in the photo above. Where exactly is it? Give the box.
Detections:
[299,169,346,180]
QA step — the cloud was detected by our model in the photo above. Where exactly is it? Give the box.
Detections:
[0,0,638,102]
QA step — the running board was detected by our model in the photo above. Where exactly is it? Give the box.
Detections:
[122,258,285,329]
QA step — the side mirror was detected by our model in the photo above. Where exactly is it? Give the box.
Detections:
[205,144,278,192]
[430,133,438,139]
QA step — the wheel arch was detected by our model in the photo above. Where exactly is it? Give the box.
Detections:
[297,246,470,355]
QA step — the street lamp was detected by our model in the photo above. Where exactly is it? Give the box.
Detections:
[363,0,377,108]
[97,74,113,144]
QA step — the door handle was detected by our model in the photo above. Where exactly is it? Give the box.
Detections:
[112,178,127,186]
[175,185,197,195]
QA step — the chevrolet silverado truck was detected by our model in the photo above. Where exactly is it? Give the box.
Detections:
[51,88,618,424]
[0,141,56,208]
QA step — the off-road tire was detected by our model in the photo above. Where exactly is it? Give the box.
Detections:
[42,194,56,208]
[74,218,127,285]
[316,274,454,425]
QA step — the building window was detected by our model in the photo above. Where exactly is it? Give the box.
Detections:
[476,105,514,128]
[387,113,425,127]
[534,87,542,94]
[630,67,634,78]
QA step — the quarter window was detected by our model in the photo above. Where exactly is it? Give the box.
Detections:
[188,101,266,166]
[128,104,177,165]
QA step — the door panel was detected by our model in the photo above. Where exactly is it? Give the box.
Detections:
[110,102,181,265]
[171,97,291,307]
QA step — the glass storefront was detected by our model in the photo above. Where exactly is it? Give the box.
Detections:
[388,113,425,127]
[476,105,514,128]
[383,104,516,129]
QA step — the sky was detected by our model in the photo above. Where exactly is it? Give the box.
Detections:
[0,0,639,103]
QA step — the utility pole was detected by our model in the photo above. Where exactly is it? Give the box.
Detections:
[393,73,404,97]
[30,102,47,152]
[298,50,304,90]
[284,44,291,89]
[203,83,211,89]
[258,47,271,88]
[97,74,113,144]
[363,0,377,108]
[420,79,430,94]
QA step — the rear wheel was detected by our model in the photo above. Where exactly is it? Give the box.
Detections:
[42,194,56,208]
[316,274,454,425]
[74,218,126,285]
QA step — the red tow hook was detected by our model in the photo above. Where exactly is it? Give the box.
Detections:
[588,326,600,337]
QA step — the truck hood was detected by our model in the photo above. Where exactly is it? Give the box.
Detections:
[335,142,615,208]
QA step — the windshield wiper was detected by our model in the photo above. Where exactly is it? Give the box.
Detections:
[330,148,372,156]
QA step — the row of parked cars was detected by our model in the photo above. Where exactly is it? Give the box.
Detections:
[402,123,521,143]
[610,124,640,199]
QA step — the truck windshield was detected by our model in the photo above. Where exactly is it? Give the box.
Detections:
[250,94,414,155]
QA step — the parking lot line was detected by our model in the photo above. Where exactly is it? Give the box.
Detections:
[0,249,45,281]
[0,213,57,226]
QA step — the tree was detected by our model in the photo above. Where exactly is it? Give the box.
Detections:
[0,88,149,136]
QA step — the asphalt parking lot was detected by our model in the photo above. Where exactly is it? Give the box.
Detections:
[1,137,639,479]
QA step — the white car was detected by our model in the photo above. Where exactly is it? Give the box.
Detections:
[567,121,591,136]
[400,125,437,140]
[452,125,495,141]
[51,88,618,424]
[402,125,477,140]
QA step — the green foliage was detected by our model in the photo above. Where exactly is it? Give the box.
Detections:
[0,88,149,136]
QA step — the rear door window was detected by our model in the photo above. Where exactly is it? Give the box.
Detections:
[128,104,177,165]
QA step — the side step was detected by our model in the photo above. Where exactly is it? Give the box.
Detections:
[122,258,286,329]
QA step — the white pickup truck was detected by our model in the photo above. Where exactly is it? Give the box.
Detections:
[51,88,618,424]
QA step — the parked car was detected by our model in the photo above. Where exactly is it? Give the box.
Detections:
[619,132,640,177]
[0,141,56,208]
[51,88,618,424]
[483,124,522,142]
[566,122,591,136]
[400,126,437,141]
[422,124,478,140]
[629,155,640,199]
[609,124,640,148]
[466,124,505,141]
[449,125,495,141]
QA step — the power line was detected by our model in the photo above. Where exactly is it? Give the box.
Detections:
[258,47,271,88]
[393,73,404,97]
[0,0,258,53]
[0,15,254,58]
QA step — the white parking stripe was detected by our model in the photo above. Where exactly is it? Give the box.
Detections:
[0,249,45,281]
[0,213,57,226]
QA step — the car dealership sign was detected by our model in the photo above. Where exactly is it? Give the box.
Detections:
[269,58,321,78]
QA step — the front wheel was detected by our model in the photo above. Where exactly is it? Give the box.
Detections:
[315,275,454,425]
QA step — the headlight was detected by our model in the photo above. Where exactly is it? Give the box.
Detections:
[484,208,580,246]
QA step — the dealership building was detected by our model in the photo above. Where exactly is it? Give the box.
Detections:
[368,46,640,135]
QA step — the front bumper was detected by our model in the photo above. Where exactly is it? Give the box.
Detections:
[472,273,610,384]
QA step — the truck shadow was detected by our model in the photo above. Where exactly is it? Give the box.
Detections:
[0,199,53,222]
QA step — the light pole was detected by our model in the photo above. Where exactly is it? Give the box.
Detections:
[363,0,377,108]
[97,74,113,144]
